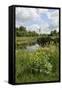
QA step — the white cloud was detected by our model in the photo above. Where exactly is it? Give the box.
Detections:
[47,10,59,28]
[56,27,59,32]
[40,24,50,34]
[16,8,49,22]
[26,22,50,34]
[16,7,40,22]
[26,24,40,33]
[38,9,48,14]
[16,7,59,34]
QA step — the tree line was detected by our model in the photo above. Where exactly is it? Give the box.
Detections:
[16,26,59,37]
[16,26,38,37]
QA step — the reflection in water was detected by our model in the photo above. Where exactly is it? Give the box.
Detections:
[26,43,40,52]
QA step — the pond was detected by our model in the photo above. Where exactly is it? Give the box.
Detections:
[26,43,40,52]
[16,43,40,52]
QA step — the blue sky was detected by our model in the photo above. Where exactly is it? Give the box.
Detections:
[16,7,59,34]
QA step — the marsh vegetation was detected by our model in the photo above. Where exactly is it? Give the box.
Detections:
[16,26,59,83]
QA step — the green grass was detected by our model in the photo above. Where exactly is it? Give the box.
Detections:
[16,45,59,83]
[16,36,38,49]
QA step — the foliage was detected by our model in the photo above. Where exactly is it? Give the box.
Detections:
[16,36,38,49]
[15,26,59,83]
[16,26,39,37]
[50,30,59,36]
[16,45,59,83]
[37,36,59,46]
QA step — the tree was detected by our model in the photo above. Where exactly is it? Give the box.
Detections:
[19,26,26,32]
[16,26,39,37]
[50,30,57,36]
